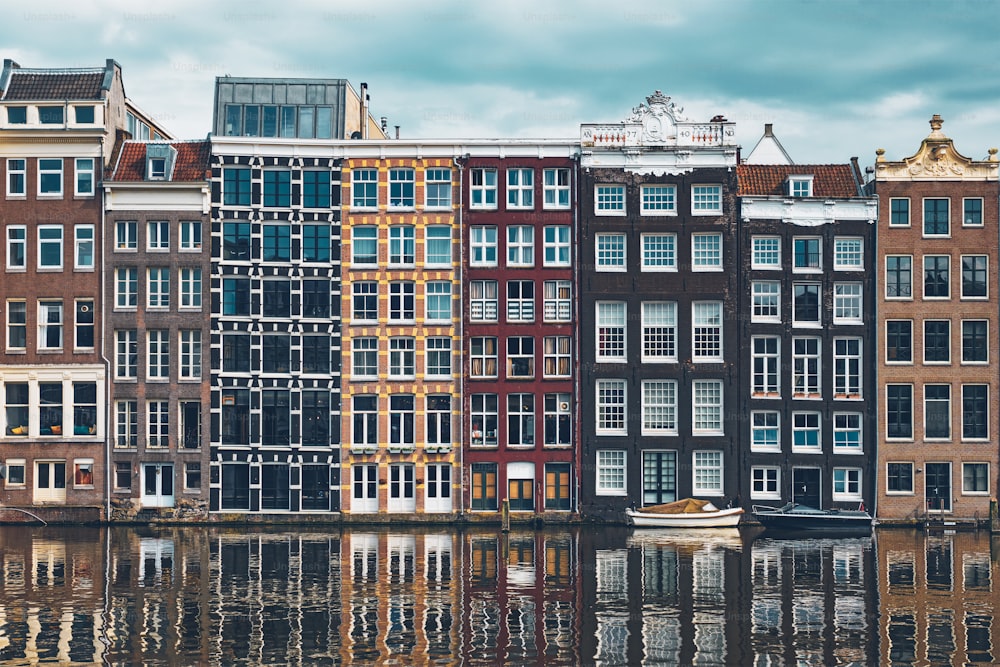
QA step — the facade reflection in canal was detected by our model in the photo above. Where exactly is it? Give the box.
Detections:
[0,526,997,665]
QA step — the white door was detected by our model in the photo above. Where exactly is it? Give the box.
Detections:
[141,463,174,508]
[352,464,379,513]
[424,463,452,513]
[34,461,66,504]
[388,463,416,513]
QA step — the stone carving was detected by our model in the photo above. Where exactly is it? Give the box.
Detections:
[876,116,999,180]
[625,90,690,143]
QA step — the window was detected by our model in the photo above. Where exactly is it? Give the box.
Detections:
[115,401,137,448]
[389,395,415,449]
[923,198,949,236]
[596,379,626,435]
[962,320,988,363]
[114,461,133,490]
[792,337,820,397]
[74,225,94,269]
[640,184,676,214]
[962,384,988,440]
[261,280,290,318]
[221,222,249,260]
[595,233,626,271]
[70,383,97,438]
[792,283,821,326]
[425,225,451,266]
[471,463,498,510]
[351,226,377,266]
[640,233,676,271]
[506,336,534,378]
[470,226,498,266]
[543,225,571,267]
[184,462,202,491]
[642,380,677,435]
[751,411,780,451]
[543,336,571,378]
[543,168,570,209]
[302,279,329,319]
[6,106,26,124]
[302,170,331,208]
[596,450,626,495]
[179,330,201,380]
[887,463,913,494]
[507,168,534,209]
[834,238,864,270]
[751,336,780,396]
[641,301,676,362]
[351,337,378,380]
[148,157,167,180]
[884,320,915,364]
[692,301,722,361]
[426,395,452,448]
[470,280,498,321]
[352,168,378,208]
[180,401,202,449]
[752,237,781,269]
[261,390,290,446]
[924,384,951,440]
[388,281,415,322]
[262,170,291,207]
[832,469,862,501]
[691,233,722,270]
[352,396,378,448]
[962,463,989,494]
[543,280,571,322]
[38,158,62,196]
[74,158,94,196]
[788,176,812,197]
[389,225,415,265]
[75,300,94,350]
[425,281,452,323]
[886,385,913,439]
[38,383,61,435]
[425,337,452,378]
[222,278,250,316]
[793,238,821,271]
[421,167,452,209]
[890,198,910,226]
[352,282,378,322]
[6,300,26,350]
[692,380,723,435]
[147,401,169,448]
[691,185,722,214]
[6,158,25,196]
[38,300,63,349]
[506,280,534,322]
[221,335,250,373]
[792,412,821,451]
[693,451,723,495]
[262,224,290,261]
[833,413,862,452]
[146,220,169,251]
[302,335,330,375]
[222,167,251,206]
[38,225,63,269]
[179,268,202,309]
[751,281,780,322]
[6,226,25,269]
[147,329,169,380]
[470,168,497,208]
[507,225,534,267]
[5,384,28,437]
[885,256,912,298]
[834,338,862,398]
[115,330,137,379]
[544,393,571,446]
[924,320,950,363]
[302,224,330,262]
[388,337,416,378]
[963,198,983,226]
[4,460,25,486]
[961,255,988,298]
[751,467,781,500]
[595,184,626,215]
[507,394,535,446]
[596,302,626,361]
[470,393,498,446]
[388,168,415,208]
[147,267,170,308]
[38,106,64,124]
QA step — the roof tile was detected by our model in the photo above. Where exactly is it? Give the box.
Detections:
[111,141,211,182]
[3,70,106,101]
[737,164,859,197]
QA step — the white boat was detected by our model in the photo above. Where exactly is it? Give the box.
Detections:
[625,498,745,528]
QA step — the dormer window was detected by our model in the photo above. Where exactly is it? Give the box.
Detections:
[6,106,27,124]
[149,158,166,179]
[787,175,813,197]
[145,144,177,181]
[74,105,95,124]
[38,106,64,124]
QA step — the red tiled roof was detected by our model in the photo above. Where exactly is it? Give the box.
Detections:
[737,164,859,197]
[111,141,211,182]
[3,70,106,100]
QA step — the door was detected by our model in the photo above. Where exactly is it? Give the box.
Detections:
[141,464,174,508]
[388,463,415,513]
[925,462,952,512]
[792,467,821,507]
[642,451,677,506]
[424,463,452,513]
[352,464,378,513]
[34,461,66,504]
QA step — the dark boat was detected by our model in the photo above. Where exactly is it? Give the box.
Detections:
[751,502,873,534]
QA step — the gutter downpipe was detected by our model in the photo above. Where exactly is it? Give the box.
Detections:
[99,136,113,524]
[454,152,465,517]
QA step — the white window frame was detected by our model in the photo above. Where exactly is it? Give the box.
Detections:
[595,232,626,271]
[833,237,864,271]
[885,255,912,300]
[889,197,910,227]
[351,168,378,209]
[116,220,137,251]
[641,233,676,271]
[751,281,780,323]
[147,329,169,381]
[388,337,416,379]
[543,280,571,322]
[506,168,534,209]
[788,176,813,197]
[470,168,497,209]
[74,225,94,270]
[147,267,170,309]
[962,197,984,227]
[596,450,627,496]
[5,299,27,351]
[793,237,822,273]
[750,411,780,452]
[961,319,989,364]
[37,225,63,270]
[424,225,452,267]
[37,300,63,350]
[425,395,452,448]
[832,468,863,502]
[642,380,677,436]
[692,380,723,435]
[180,220,202,251]
[424,281,452,323]
[424,167,452,209]
[542,335,571,378]
[115,267,138,310]
[351,226,378,267]
[179,330,202,380]
[751,336,780,397]
[924,384,951,441]
[792,282,822,327]
[923,319,951,365]
[6,225,26,270]
[542,168,570,210]
[960,254,989,300]
[961,462,990,495]
[922,197,950,238]
[691,232,722,271]
[834,337,863,398]
[470,337,498,379]
[387,167,415,209]
[595,184,625,216]
[506,225,534,267]
[147,220,169,251]
[792,411,822,452]
[179,267,202,310]
[923,255,951,300]
[351,337,379,381]
[115,329,138,380]
[388,281,415,323]
[543,225,571,267]
[692,301,722,362]
[641,301,677,363]
[750,466,781,500]
[506,393,535,446]
[37,158,63,197]
[640,184,677,215]
[886,319,913,364]
[470,225,498,267]
[792,337,821,398]
[6,158,26,197]
[596,379,627,436]
[470,279,498,322]
[752,236,781,269]
[388,225,415,267]
[692,450,724,496]
[74,158,95,196]
[691,185,722,215]
[506,280,534,323]
[833,412,863,453]
[596,301,626,362]
[833,283,863,325]
[961,384,989,442]
[506,336,535,379]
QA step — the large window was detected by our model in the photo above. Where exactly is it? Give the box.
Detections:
[115,329,137,379]
[887,463,913,494]
[793,237,821,272]
[222,222,249,260]
[751,411,780,451]
[641,184,676,214]
[832,469,862,501]
[506,280,534,322]
[642,380,677,435]
[302,170,331,208]
[751,336,780,396]
[5,384,28,437]
[424,168,452,208]
[425,337,452,378]
[596,302,626,361]
[426,395,452,448]
[147,329,169,380]
[222,278,250,316]
[388,337,415,378]
[691,233,722,270]
[261,334,290,373]
[751,467,780,500]
[302,279,329,319]
[147,267,170,308]
[470,337,498,379]
[834,338,862,398]
[388,168,415,208]
[470,280,498,322]
[962,384,989,440]
[470,168,497,209]
[962,320,988,363]
[180,268,202,309]
[543,226,571,266]
[425,281,452,323]
[923,256,950,299]
[302,335,330,375]
[923,198,949,236]
[641,301,676,362]
[792,283,821,326]
[596,450,626,495]
[38,225,63,269]
[351,337,378,380]
[147,220,169,251]
[389,225,415,266]
[792,412,821,451]
[74,300,94,350]
[752,281,780,322]
[507,394,535,446]
[833,238,863,270]
[692,301,722,361]
[923,320,950,364]
[6,226,25,269]
[507,168,534,209]
[692,380,723,435]
[693,451,723,495]
[351,168,378,208]
[961,255,988,298]
[302,224,330,262]
[544,394,571,446]
[147,401,169,448]
[596,380,627,435]
[507,225,534,267]
[885,256,912,298]
[889,198,910,226]
[543,336,571,378]
[506,337,535,378]
[222,334,250,373]
[261,280,290,318]
[543,280,571,322]
[833,283,862,324]
[351,226,377,266]
[74,225,94,269]
[792,337,821,397]
[352,396,378,448]
[424,225,451,266]
[115,401,137,448]
[471,463,498,510]
[222,167,251,206]
[259,391,289,446]
[641,233,676,271]
[595,185,625,215]
[470,394,498,446]
[388,282,415,321]
[262,224,290,261]
[352,281,378,322]
[886,320,912,363]
[596,233,626,271]
[752,236,780,269]
[38,158,63,196]
[6,159,25,197]
[6,300,26,350]
[833,413,862,452]
[924,384,951,440]
[691,185,722,214]
[543,168,570,209]
[179,330,202,380]
[886,385,913,439]
[38,300,63,350]
[963,198,983,226]
[389,395,415,449]
[470,226,497,266]
[963,463,989,494]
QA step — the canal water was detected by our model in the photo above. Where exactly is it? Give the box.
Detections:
[0,525,996,666]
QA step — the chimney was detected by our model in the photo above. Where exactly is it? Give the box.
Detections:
[394,125,400,140]
[380,116,388,135]
[764,123,773,136]
[360,82,368,140]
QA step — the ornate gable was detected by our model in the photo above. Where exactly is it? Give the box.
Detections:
[875,115,998,181]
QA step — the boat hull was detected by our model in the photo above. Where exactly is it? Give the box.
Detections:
[626,507,744,528]
[753,507,873,534]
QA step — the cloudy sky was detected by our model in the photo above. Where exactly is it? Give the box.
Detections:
[4,0,1000,166]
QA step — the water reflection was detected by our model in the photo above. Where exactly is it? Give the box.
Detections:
[0,526,996,665]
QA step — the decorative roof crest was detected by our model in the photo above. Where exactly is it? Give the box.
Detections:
[625,89,691,124]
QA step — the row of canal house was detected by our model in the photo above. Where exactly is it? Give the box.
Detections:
[1,60,997,525]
